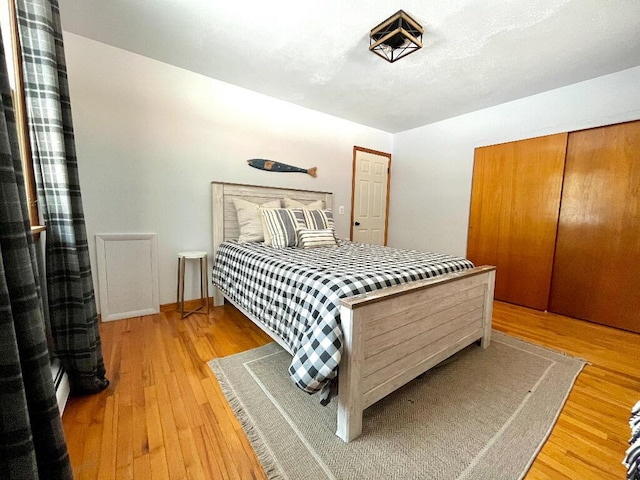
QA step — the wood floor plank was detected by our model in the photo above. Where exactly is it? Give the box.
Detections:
[143,385,170,480]
[154,373,188,479]
[537,442,620,480]
[114,401,133,479]
[192,423,227,479]
[177,427,208,480]
[62,398,89,476]
[195,404,236,480]
[132,454,151,479]
[96,394,117,480]
[492,301,640,480]
[166,338,204,427]
[79,396,105,479]
[62,301,639,479]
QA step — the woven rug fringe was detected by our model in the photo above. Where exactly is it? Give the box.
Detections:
[210,361,286,480]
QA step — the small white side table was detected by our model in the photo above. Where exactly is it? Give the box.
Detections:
[176,251,210,319]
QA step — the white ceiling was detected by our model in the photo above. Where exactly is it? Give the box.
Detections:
[58,0,640,133]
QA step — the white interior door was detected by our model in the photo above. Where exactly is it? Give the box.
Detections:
[351,147,391,245]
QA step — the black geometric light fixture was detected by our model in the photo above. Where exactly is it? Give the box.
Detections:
[369,10,424,63]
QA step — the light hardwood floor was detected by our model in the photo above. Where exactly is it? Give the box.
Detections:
[62,301,640,479]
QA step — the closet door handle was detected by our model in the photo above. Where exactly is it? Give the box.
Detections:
[354,221,360,226]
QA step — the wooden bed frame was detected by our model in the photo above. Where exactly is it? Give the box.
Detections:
[211,181,496,442]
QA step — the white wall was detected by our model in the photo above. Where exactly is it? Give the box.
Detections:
[390,66,640,257]
[63,33,392,307]
[64,30,640,307]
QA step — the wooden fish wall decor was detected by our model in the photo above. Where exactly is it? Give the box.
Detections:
[247,159,317,177]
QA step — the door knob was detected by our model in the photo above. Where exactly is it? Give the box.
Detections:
[354,221,360,226]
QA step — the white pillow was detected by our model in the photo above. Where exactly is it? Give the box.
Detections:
[283,197,324,210]
[297,228,337,248]
[233,198,281,243]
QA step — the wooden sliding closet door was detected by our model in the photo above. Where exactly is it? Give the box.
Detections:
[467,133,567,310]
[549,121,640,333]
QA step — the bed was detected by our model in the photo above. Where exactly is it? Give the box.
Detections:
[211,181,496,442]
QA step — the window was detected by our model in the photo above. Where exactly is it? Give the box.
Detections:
[1,0,43,233]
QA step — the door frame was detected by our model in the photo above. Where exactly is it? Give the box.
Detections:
[350,146,392,245]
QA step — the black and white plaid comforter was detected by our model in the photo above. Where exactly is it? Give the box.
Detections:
[212,239,474,396]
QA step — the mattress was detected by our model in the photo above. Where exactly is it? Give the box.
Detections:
[212,239,474,396]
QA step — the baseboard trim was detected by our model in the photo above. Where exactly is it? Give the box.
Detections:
[160,297,213,312]
[97,297,214,318]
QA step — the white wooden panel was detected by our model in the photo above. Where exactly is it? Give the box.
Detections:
[373,180,383,219]
[96,233,159,322]
[371,229,383,245]
[365,283,486,339]
[363,310,483,378]
[363,327,484,408]
[365,296,485,358]
[359,180,369,218]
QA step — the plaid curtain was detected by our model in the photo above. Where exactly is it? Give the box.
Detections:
[16,0,108,394]
[0,32,73,480]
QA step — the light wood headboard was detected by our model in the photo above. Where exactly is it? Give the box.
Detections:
[211,182,333,259]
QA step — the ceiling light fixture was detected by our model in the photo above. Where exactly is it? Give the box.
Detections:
[369,9,423,63]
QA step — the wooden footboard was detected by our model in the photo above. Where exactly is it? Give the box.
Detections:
[336,265,496,442]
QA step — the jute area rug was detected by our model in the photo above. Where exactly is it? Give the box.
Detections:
[208,331,585,480]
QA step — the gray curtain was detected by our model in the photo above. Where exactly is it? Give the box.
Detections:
[0,30,73,480]
[16,0,108,394]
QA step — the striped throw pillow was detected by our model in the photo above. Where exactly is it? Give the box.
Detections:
[260,208,308,248]
[297,228,337,248]
[302,209,334,230]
